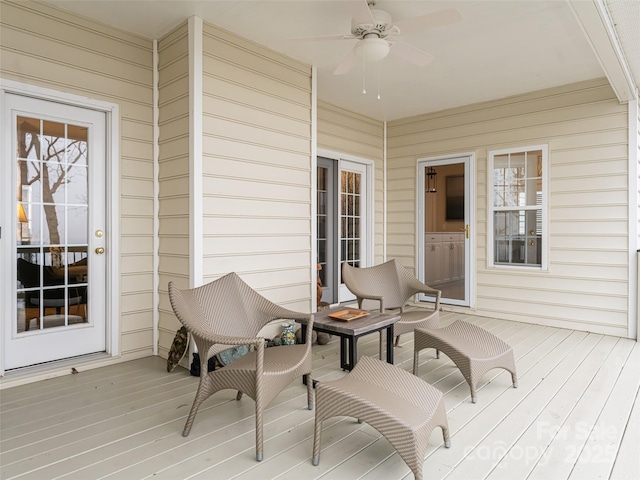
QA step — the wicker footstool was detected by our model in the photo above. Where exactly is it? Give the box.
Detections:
[413,320,518,403]
[312,356,450,480]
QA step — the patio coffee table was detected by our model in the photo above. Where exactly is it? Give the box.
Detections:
[298,306,401,370]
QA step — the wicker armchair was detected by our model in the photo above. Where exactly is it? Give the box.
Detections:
[342,259,441,354]
[168,273,315,461]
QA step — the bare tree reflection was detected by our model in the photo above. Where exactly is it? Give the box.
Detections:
[17,118,87,265]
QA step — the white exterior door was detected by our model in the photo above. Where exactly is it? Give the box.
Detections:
[2,93,107,370]
[338,159,370,302]
[417,155,473,307]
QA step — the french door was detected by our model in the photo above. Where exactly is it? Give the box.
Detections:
[317,157,338,304]
[317,156,372,305]
[338,160,368,302]
[2,93,107,370]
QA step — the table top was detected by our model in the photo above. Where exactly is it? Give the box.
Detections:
[298,306,400,337]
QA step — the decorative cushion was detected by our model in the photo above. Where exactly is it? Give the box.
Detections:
[217,345,249,366]
[167,326,189,372]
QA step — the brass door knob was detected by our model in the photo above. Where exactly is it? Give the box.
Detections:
[95,247,105,254]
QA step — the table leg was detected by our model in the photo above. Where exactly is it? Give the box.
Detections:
[386,326,394,364]
[340,337,348,370]
[300,324,311,386]
[348,336,357,371]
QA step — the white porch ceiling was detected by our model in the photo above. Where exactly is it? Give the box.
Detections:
[44,0,639,122]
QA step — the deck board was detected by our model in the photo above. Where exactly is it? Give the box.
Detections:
[525,337,633,480]
[1,312,638,480]
[569,340,640,480]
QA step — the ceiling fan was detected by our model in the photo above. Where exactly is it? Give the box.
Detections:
[290,1,462,75]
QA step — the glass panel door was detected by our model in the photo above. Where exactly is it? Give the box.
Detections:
[338,160,367,302]
[3,93,106,370]
[317,157,337,305]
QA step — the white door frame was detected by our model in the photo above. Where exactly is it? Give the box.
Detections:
[416,153,475,308]
[318,149,375,303]
[0,79,120,374]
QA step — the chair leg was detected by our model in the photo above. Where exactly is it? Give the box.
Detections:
[182,396,204,437]
[183,378,213,436]
[312,417,323,466]
[413,349,420,375]
[435,397,451,448]
[413,463,423,480]
[306,374,314,410]
[443,427,452,448]
[255,404,264,461]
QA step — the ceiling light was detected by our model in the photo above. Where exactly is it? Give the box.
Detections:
[354,37,390,63]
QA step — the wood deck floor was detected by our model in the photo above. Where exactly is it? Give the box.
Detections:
[1,311,639,480]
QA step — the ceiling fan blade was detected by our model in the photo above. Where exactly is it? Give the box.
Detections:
[389,41,435,67]
[349,0,375,26]
[286,33,356,43]
[333,47,359,75]
[393,8,462,35]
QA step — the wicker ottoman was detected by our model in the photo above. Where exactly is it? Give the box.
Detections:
[312,356,450,480]
[413,320,518,403]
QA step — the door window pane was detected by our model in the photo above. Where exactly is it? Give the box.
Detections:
[340,171,362,268]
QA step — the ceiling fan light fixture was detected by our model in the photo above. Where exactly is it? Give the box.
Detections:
[354,36,390,63]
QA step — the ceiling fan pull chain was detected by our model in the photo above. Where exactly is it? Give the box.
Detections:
[377,66,381,100]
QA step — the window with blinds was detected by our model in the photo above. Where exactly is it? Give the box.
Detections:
[488,145,547,268]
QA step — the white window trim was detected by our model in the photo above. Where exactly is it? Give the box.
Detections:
[487,144,549,271]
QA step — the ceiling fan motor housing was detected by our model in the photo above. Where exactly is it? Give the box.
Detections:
[351,9,393,38]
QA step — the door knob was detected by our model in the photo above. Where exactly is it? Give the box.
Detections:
[95,247,105,254]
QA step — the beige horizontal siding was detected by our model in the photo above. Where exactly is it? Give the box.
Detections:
[317,101,385,264]
[157,22,190,359]
[0,1,156,359]
[203,195,310,218]
[387,78,631,337]
[318,102,382,154]
[197,21,312,310]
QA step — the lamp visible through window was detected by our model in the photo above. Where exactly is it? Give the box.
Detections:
[426,167,437,193]
[17,203,27,223]
[17,203,28,244]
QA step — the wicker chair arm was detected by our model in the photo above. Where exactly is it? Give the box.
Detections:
[304,314,315,344]
[266,305,312,323]
[199,333,265,349]
[404,276,441,309]
[345,285,385,312]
